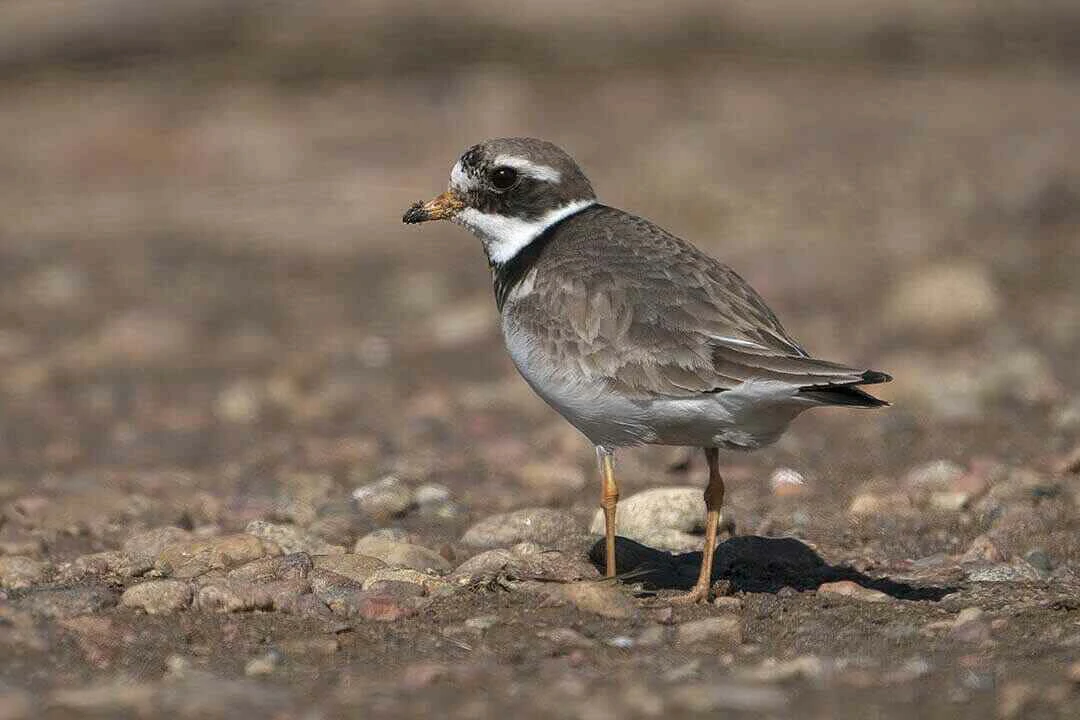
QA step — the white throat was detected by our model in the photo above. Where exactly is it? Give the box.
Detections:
[455,199,595,265]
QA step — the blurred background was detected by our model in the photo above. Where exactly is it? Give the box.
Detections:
[1,1,1079,715]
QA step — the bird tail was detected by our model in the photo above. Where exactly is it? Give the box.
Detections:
[797,370,891,408]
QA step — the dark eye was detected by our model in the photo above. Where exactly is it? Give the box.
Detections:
[490,166,519,191]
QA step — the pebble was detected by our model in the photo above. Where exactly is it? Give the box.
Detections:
[462,507,580,548]
[15,583,120,618]
[883,261,1000,335]
[352,537,451,573]
[636,625,669,648]
[770,467,809,497]
[356,594,417,622]
[0,556,50,590]
[588,487,703,552]
[194,578,310,613]
[352,476,414,519]
[155,534,281,579]
[670,682,788,713]
[817,580,891,602]
[60,551,129,581]
[244,650,281,677]
[537,627,596,649]
[313,554,387,584]
[362,568,452,596]
[227,552,314,583]
[676,615,743,646]
[848,490,913,517]
[244,521,346,556]
[556,581,637,619]
[121,526,193,562]
[964,561,1044,583]
[961,534,1007,563]
[738,655,824,683]
[121,580,193,614]
[463,615,498,631]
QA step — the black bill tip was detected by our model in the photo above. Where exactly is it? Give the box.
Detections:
[402,201,428,224]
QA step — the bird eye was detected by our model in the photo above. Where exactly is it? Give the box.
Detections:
[490,166,519,191]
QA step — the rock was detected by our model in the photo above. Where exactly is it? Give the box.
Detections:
[769,467,809,497]
[121,526,193,563]
[413,483,451,506]
[0,556,50,590]
[738,656,824,683]
[636,625,668,648]
[227,553,314,583]
[519,462,586,501]
[588,487,703,552]
[902,460,984,511]
[352,476,414,519]
[555,581,637,619]
[537,627,596,649]
[314,554,386,585]
[464,615,498,631]
[361,568,452,595]
[883,262,1000,335]
[964,561,1044,583]
[244,651,281,677]
[817,580,891,602]
[309,570,366,615]
[463,508,580,548]
[15,583,120,618]
[950,607,992,643]
[244,521,345,556]
[961,534,1008,563]
[194,579,310,613]
[1023,549,1052,573]
[676,615,743,645]
[352,537,451,573]
[60,551,128,581]
[452,546,595,584]
[121,580,193,614]
[357,594,417,622]
[670,682,788,713]
[155,534,281,579]
[848,491,913,517]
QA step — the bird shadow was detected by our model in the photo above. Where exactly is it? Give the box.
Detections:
[587,535,956,601]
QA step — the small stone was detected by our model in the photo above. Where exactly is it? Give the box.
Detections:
[463,508,580,548]
[962,534,1007,563]
[676,615,743,645]
[357,595,416,622]
[244,650,281,677]
[556,581,637,619]
[15,583,120,618]
[244,521,345,556]
[769,468,808,497]
[227,553,314,583]
[314,554,386,585]
[121,580,193,614]
[352,476,414,519]
[738,656,824,683]
[0,556,50,590]
[883,262,1000,335]
[195,578,310,613]
[121,526,193,563]
[670,682,788,713]
[352,537,451,573]
[964,561,1044,583]
[817,580,890,602]
[1023,549,1052,573]
[636,625,668,648]
[309,570,366,615]
[464,615,498,631]
[607,635,634,649]
[60,551,128,582]
[413,483,451,506]
[362,568,451,595]
[589,487,703,552]
[848,491,913,517]
[537,627,596,649]
[155,534,281,579]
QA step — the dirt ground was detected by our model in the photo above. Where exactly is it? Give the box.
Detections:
[1,3,1079,719]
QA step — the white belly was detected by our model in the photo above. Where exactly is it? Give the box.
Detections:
[501,320,812,449]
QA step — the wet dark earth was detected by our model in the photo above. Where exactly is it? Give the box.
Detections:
[2,5,1080,718]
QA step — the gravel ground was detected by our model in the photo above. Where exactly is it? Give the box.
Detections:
[1,5,1080,719]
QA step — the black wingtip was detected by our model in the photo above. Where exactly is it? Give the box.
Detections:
[861,370,892,385]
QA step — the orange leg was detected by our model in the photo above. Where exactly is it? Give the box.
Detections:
[672,447,725,604]
[596,446,619,578]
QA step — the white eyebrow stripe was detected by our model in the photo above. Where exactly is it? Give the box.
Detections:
[493,155,562,183]
[450,160,474,191]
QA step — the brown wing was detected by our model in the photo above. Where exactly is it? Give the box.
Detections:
[508,206,888,399]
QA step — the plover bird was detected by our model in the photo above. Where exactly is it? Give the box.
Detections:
[403,137,890,603]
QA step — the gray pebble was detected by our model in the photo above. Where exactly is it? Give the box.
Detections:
[462,507,580,548]
[121,580,193,614]
[589,487,703,552]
